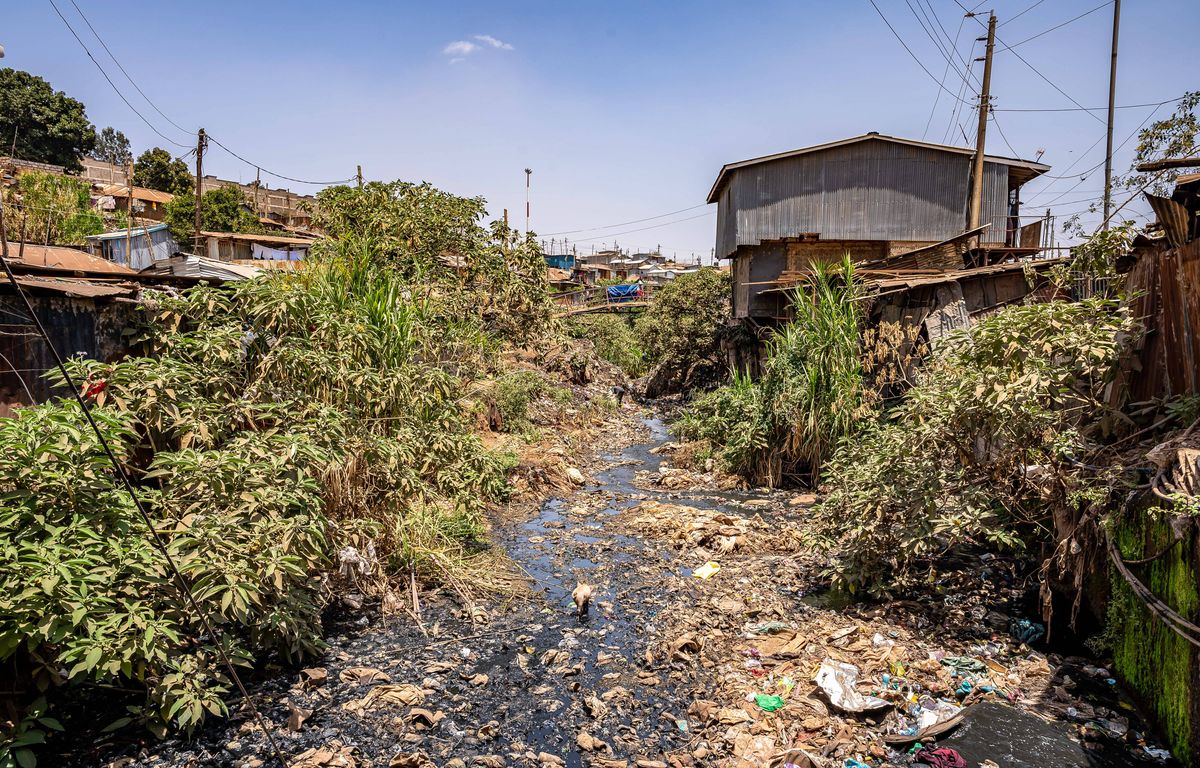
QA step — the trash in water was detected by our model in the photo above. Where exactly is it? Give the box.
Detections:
[693,561,721,579]
[815,659,890,712]
[912,745,967,767]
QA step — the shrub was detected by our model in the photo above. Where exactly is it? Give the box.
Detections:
[565,314,645,377]
[810,298,1138,593]
[636,269,730,395]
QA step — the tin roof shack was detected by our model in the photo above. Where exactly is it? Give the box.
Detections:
[94,183,173,222]
[88,223,178,271]
[202,231,314,264]
[709,133,1051,321]
[0,242,141,417]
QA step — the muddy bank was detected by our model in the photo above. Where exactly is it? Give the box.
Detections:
[60,407,1175,767]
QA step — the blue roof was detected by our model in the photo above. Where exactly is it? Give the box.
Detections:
[88,223,170,241]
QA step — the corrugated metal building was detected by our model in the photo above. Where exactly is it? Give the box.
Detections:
[707,133,1050,319]
[87,224,179,271]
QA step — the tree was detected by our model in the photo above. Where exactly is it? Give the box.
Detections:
[636,268,731,396]
[1,171,104,245]
[90,126,133,167]
[0,68,96,171]
[164,185,262,244]
[1119,91,1200,196]
[133,147,193,195]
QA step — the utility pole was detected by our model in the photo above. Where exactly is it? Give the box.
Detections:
[524,168,532,234]
[1102,0,1121,230]
[125,161,134,266]
[356,165,363,189]
[966,12,996,243]
[193,128,206,256]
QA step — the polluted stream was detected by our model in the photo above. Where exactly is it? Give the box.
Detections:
[71,414,1172,767]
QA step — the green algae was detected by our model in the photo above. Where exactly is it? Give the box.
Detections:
[1109,511,1198,763]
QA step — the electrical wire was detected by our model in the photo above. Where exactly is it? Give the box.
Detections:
[998,0,1047,27]
[868,0,973,104]
[204,135,355,187]
[998,1,1113,52]
[995,96,1186,113]
[45,0,192,149]
[0,213,289,768]
[65,0,195,138]
[921,12,968,140]
[541,204,710,236]
[560,211,715,244]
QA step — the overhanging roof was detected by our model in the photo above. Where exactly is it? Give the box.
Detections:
[3,241,137,276]
[201,231,317,245]
[707,133,1052,203]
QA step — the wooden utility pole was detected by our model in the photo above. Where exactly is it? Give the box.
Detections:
[1102,0,1121,230]
[967,13,997,241]
[193,128,206,255]
[356,165,363,189]
[524,168,532,234]
[125,161,134,266]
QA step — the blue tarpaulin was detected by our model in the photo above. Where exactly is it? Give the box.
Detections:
[606,283,643,302]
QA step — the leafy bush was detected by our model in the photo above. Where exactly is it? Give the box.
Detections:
[565,314,645,377]
[676,259,869,483]
[2,172,103,245]
[636,269,730,395]
[810,298,1138,592]
[492,371,549,433]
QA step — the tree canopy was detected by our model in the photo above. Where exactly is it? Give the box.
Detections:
[164,185,262,244]
[0,68,96,172]
[90,127,133,167]
[133,147,193,195]
[1,171,104,245]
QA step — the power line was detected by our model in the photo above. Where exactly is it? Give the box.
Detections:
[45,0,192,149]
[205,134,356,187]
[65,0,195,138]
[541,204,709,236]
[998,1,1113,52]
[999,0,1047,27]
[563,211,715,244]
[994,96,1185,113]
[922,12,967,140]
[868,0,972,104]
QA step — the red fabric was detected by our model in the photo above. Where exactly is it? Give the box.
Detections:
[913,747,967,768]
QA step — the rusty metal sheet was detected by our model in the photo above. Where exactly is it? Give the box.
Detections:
[1146,194,1191,249]
[10,276,136,298]
[4,241,136,275]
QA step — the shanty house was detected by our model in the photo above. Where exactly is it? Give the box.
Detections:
[708,133,1051,320]
[88,223,178,271]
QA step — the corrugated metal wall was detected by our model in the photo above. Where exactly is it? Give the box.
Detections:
[714,140,1010,258]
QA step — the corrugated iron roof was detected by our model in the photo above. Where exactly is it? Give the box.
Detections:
[9,275,137,298]
[708,132,1052,203]
[86,223,171,241]
[201,231,317,245]
[140,254,262,281]
[3,241,137,276]
[96,184,174,204]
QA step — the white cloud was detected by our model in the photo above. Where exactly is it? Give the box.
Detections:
[473,34,514,51]
[443,40,479,57]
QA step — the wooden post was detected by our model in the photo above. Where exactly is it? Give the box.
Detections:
[125,162,134,267]
[193,128,206,256]
[356,165,363,189]
[1102,0,1121,230]
[967,14,996,243]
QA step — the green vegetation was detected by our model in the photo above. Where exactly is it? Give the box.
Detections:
[0,180,557,752]
[0,69,96,171]
[164,185,263,244]
[90,127,132,167]
[637,269,730,395]
[811,298,1136,592]
[133,147,194,196]
[565,314,646,377]
[677,259,868,483]
[1,171,104,245]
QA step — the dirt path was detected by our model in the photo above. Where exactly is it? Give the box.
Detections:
[72,408,1173,768]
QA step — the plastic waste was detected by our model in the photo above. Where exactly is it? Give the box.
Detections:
[754,694,785,712]
[872,632,896,650]
[940,656,986,674]
[815,659,890,712]
[693,561,721,579]
[915,699,963,731]
[1009,617,1045,644]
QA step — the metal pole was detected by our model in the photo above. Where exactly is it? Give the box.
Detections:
[1102,0,1121,230]
[967,13,997,243]
[524,168,531,234]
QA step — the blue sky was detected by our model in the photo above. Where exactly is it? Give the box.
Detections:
[4,0,1197,260]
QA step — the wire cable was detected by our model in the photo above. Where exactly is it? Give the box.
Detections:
[204,135,355,187]
[560,211,715,244]
[65,0,195,138]
[995,96,1185,113]
[0,213,289,768]
[998,1,1113,51]
[868,0,972,104]
[998,0,1047,27]
[46,0,192,149]
[541,204,710,236]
